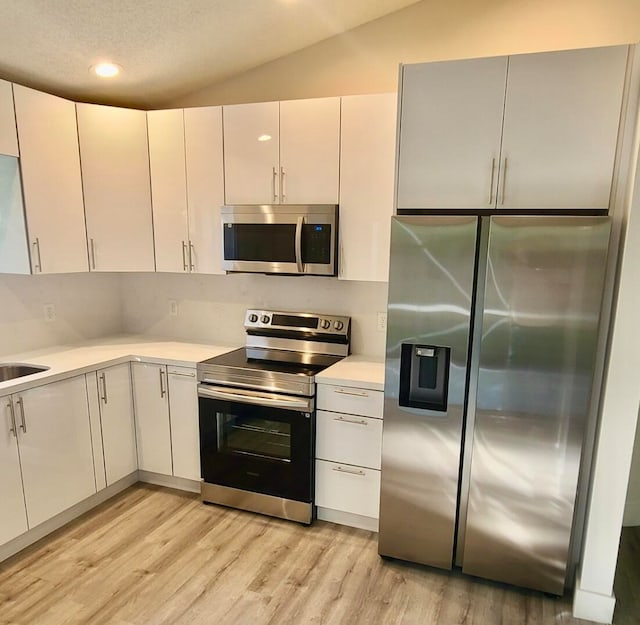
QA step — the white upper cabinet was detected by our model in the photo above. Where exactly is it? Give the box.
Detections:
[397,45,628,211]
[397,57,508,210]
[14,86,89,273]
[339,93,397,282]
[77,103,155,271]
[498,46,628,210]
[148,106,225,274]
[223,97,340,205]
[148,109,190,273]
[0,80,18,156]
[279,97,340,205]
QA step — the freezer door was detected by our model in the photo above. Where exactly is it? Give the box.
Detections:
[461,216,610,594]
[379,216,478,569]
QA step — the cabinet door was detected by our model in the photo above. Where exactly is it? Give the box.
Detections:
[0,156,30,274]
[77,103,155,271]
[223,101,279,204]
[279,97,340,204]
[339,93,396,281]
[148,109,190,273]
[185,106,225,274]
[14,86,89,273]
[0,80,18,156]
[0,397,28,544]
[97,364,138,485]
[397,57,507,209]
[18,377,96,528]
[499,46,628,210]
[167,366,199,480]
[132,362,172,475]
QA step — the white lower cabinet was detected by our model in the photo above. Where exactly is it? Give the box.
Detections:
[91,363,137,486]
[12,376,96,528]
[0,396,28,544]
[132,362,173,475]
[315,382,384,530]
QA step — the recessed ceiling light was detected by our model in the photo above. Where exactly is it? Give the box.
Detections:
[257,134,272,142]
[90,62,121,78]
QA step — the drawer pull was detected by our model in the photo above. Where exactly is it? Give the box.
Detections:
[334,416,368,426]
[333,465,366,476]
[334,388,369,398]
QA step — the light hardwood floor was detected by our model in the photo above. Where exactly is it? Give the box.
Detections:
[613,525,640,625]
[0,484,613,625]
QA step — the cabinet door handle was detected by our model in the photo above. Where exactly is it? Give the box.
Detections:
[334,415,368,426]
[280,166,286,202]
[90,238,97,270]
[182,241,188,271]
[499,157,508,205]
[159,368,166,398]
[33,238,42,273]
[272,166,278,202]
[189,241,195,272]
[488,157,496,205]
[334,388,369,398]
[100,372,108,404]
[7,400,17,438]
[332,465,366,476]
[17,397,26,434]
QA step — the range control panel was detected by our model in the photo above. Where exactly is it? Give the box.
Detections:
[244,309,350,337]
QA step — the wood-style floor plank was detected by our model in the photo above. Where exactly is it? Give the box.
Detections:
[613,525,640,625]
[0,484,628,625]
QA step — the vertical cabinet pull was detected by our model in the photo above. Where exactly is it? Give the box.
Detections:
[499,157,508,205]
[100,372,108,404]
[189,241,195,272]
[280,166,286,202]
[488,158,496,205]
[32,238,42,272]
[7,400,17,437]
[272,166,279,202]
[159,368,166,398]
[17,397,26,434]
[181,241,188,271]
[90,238,97,270]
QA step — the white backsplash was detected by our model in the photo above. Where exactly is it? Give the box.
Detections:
[120,273,389,358]
[0,273,123,357]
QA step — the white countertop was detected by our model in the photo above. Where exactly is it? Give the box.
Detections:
[316,355,385,391]
[0,336,237,396]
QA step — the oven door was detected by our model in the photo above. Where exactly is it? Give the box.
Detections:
[221,204,337,276]
[198,384,314,503]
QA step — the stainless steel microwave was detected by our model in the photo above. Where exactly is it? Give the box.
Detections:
[221,204,338,276]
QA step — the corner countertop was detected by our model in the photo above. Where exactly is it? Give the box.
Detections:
[0,336,237,396]
[316,355,385,391]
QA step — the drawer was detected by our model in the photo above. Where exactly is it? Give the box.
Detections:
[317,384,383,418]
[316,410,382,469]
[315,460,380,519]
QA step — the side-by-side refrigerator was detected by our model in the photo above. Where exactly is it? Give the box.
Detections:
[378,215,610,595]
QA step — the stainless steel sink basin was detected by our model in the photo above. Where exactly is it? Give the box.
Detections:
[0,363,50,382]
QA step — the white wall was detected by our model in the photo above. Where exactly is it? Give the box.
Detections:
[120,273,388,358]
[0,273,123,357]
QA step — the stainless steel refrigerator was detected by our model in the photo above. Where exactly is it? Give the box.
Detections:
[378,215,610,595]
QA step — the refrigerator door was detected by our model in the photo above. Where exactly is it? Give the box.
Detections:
[379,216,478,569]
[461,216,610,594]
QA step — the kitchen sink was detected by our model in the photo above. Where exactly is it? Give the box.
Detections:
[0,363,50,382]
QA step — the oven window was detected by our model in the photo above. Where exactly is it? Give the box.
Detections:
[217,413,292,462]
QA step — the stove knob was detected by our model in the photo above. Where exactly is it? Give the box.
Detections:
[334,320,344,331]
[261,315,271,324]
[248,313,258,323]
[320,319,331,330]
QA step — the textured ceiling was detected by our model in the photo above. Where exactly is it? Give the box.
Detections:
[0,0,420,108]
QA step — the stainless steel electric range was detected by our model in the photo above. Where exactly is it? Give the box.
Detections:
[197,309,351,524]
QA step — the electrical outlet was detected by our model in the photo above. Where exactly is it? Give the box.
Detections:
[377,312,387,332]
[169,299,178,317]
[44,304,56,322]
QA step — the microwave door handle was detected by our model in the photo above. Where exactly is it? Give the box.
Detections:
[295,215,304,273]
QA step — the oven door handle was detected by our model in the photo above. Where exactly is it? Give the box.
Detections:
[198,384,313,412]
